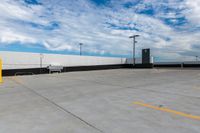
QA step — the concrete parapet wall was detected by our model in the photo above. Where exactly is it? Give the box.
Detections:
[0,51,126,70]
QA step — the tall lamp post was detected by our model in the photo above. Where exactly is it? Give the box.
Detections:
[195,56,198,62]
[79,43,83,56]
[40,53,44,74]
[129,35,140,67]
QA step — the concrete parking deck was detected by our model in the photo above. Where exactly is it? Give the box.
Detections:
[0,69,200,133]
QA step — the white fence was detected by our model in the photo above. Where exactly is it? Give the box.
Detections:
[0,51,126,70]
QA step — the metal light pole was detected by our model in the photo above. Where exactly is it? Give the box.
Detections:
[195,56,198,62]
[40,53,44,73]
[79,43,83,56]
[129,35,140,67]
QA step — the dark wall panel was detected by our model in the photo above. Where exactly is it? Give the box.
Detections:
[142,49,150,64]
[2,64,125,76]
[3,63,200,76]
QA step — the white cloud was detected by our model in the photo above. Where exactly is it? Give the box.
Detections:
[185,0,200,25]
[0,0,200,61]
[0,30,36,43]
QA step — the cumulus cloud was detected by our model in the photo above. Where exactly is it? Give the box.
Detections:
[0,0,200,61]
[185,0,200,25]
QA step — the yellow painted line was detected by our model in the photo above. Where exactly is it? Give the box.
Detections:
[133,101,200,121]
[193,86,200,90]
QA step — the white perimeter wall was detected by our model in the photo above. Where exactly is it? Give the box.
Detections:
[126,58,142,64]
[0,51,126,70]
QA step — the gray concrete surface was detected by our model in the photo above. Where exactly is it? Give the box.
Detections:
[0,69,200,133]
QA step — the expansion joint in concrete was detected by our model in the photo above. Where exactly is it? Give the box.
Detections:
[11,77,104,133]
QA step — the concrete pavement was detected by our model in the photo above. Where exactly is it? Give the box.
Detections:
[0,69,200,133]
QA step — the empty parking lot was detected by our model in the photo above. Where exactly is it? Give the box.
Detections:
[0,69,200,133]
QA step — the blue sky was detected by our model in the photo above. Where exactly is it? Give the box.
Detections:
[0,0,200,61]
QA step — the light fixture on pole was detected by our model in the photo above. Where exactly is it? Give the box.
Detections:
[79,43,83,56]
[129,35,140,67]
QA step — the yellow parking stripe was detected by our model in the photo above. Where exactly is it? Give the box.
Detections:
[133,101,200,121]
